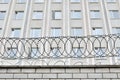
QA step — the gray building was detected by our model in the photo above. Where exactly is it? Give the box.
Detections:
[0,0,120,80]
[0,0,120,65]
[0,0,120,38]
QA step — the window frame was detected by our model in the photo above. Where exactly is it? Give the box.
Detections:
[6,47,17,58]
[0,0,10,4]
[0,28,1,33]
[116,47,120,58]
[11,28,21,37]
[50,47,61,58]
[0,11,6,20]
[52,0,62,3]
[29,47,41,58]
[92,27,103,35]
[107,0,116,3]
[52,10,62,20]
[71,10,82,19]
[30,28,41,38]
[89,0,99,3]
[15,11,24,20]
[112,27,120,34]
[90,10,101,19]
[71,27,83,36]
[94,47,106,57]
[34,0,44,3]
[72,47,83,58]
[109,10,120,19]
[70,0,80,3]
[16,0,26,4]
[32,11,43,20]
[51,27,62,37]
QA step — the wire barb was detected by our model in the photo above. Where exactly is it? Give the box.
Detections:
[0,34,120,59]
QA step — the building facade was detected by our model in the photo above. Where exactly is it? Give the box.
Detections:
[0,0,120,38]
[0,0,120,65]
[1,0,120,80]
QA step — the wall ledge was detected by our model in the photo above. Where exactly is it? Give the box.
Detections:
[0,65,120,69]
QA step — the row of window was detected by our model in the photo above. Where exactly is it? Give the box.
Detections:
[5,46,120,58]
[0,27,120,37]
[0,0,117,4]
[0,10,120,20]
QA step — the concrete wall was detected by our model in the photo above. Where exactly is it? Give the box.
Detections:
[1,0,120,37]
[0,66,120,80]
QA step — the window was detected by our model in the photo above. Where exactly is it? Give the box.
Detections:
[94,47,105,57]
[92,27,103,35]
[15,11,24,19]
[30,28,41,38]
[50,47,61,58]
[51,28,61,37]
[116,47,120,57]
[53,0,62,2]
[11,28,21,37]
[35,0,44,3]
[90,10,100,19]
[72,47,83,57]
[89,0,98,2]
[0,0,10,3]
[112,27,120,34]
[32,11,43,19]
[6,48,17,58]
[52,10,62,19]
[107,0,116,2]
[70,0,80,2]
[17,0,26,3]
[0,28,2,36]
[109,10,120,19]
[71,27,83,36]
[71,10,81,19]
[0,11,6,19]
[30,47,40,58]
